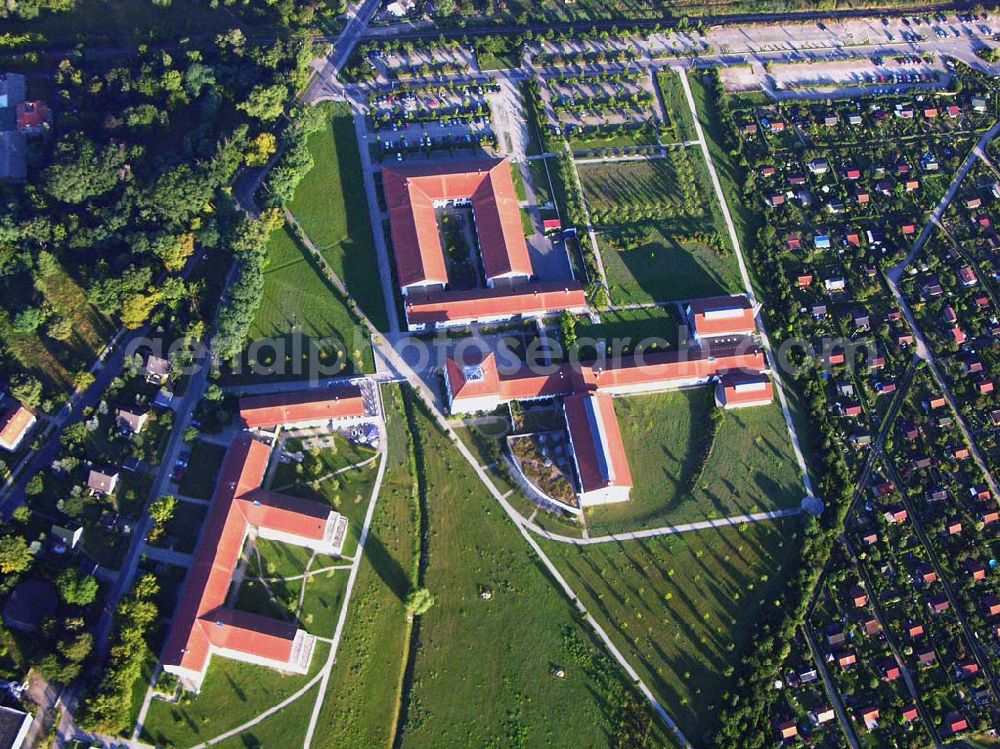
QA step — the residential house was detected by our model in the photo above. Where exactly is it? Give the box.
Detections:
[87,469,119,496]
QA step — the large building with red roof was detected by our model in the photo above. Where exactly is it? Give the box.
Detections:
[163,387,371,691]
[382,158,589,330]
[684,295,757,340]
[239,385,369,430]
[564,392,633,505]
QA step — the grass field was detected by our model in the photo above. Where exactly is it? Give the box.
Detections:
[178,441,226,499]
[541,517,804,739]
[397,401,671,747]
[585,392,804,533]
[247,225,374,376]
[141,641,329,748]
[656,71,698,143]
[310,385,417,749]
[527,158,554,208]
[288,101,388,331]
[576,306,683,354]
[213,684,320,749]
[298,568,350,634]
[686,71,761,260]
[600,227,742,305]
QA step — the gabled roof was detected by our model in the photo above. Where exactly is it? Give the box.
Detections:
[406,283,587,326]
[383,159,531,287]
[0,403,34,450]
[239,386,366,429]
[564,392,632,494]
[162,436,337,681]
[445,350,502,403]
[685,295,756,338]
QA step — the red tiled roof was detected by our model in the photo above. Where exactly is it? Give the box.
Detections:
[239,387,365,429]
[406,282,587,325]
[564,392,632,494]
[717,372,773,407]
[685,295,756,338]
[579,343,765,392]
[383,159,531,287]
[162,436,335,679]
[446,350,502,403]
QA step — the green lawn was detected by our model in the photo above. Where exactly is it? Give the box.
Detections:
[656,71,698,143]
[397,401,671,747]
[235,576,298,622]
[576,306,683,355]
[178,441,226,499]
[253,538,313,580]
[600,227,742,305]
[298,568,349,635]
[586,393,804,534]
[271,434,378,495]
[212,684,320,749]
[541,517,804,739]
[288,101,388,331]
[247,226,374,376]
[527,157,554,207]
[686,71,762,260]
[141,641,329,748]
[310,385,417,749]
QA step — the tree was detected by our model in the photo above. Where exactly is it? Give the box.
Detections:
[120,290,163,329]
[0,535,34,575]
[9,374,42,409]
[245,132,277,167]
[152,233,196,272]
[560,310,578,349]
[238,83,288,121]
[56,568,99,606]
[44,136,127,204]
[148,495,178,526]
[405,587,434,619]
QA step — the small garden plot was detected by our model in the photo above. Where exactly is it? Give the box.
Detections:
[244,226,374,379]
[508,432,577,508]
[578,153,713,235]
[541,517,804,740]
[600,225,741,304]
[586,391,803,533]
[141,641,329,749]
[177,441,226,499]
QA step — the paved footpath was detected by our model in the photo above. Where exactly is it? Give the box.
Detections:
[676,65,815,502]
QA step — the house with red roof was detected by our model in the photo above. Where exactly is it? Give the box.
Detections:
[0,400,35,452]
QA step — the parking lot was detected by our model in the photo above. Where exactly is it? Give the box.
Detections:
[368,80,501,161]
[722,55,948,95]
